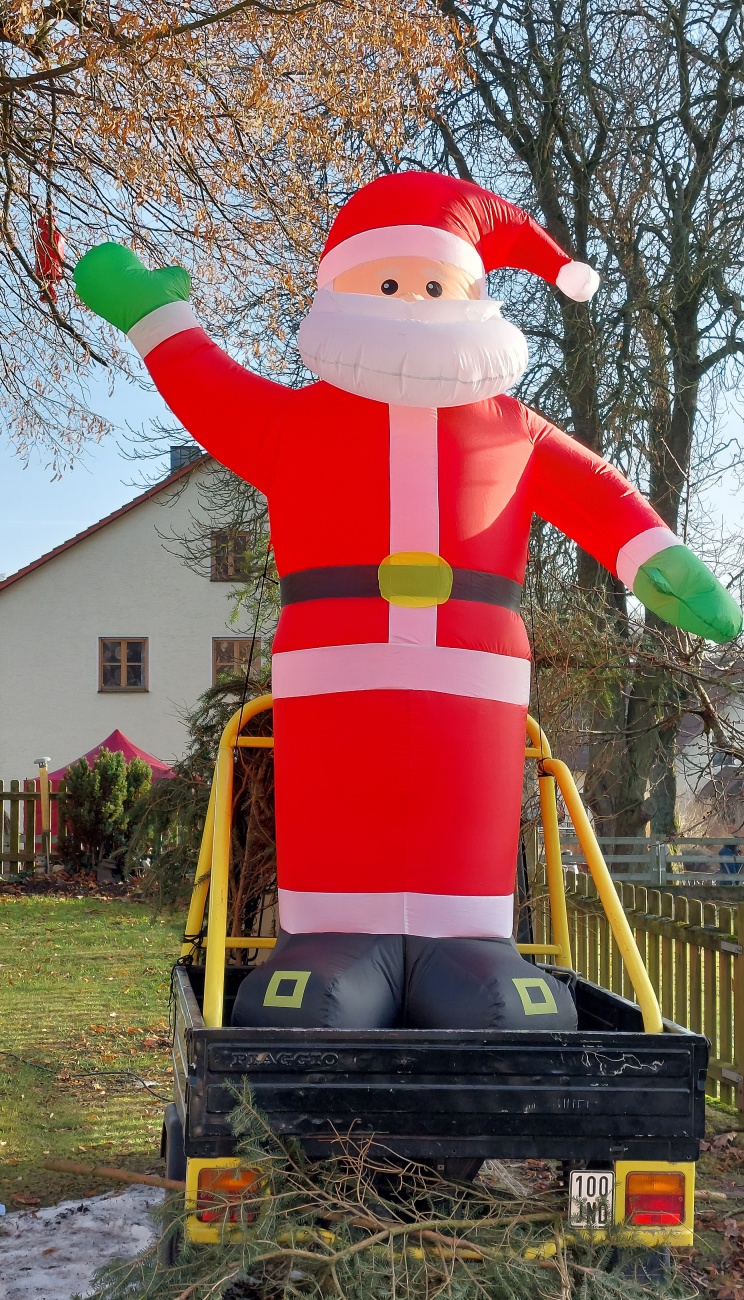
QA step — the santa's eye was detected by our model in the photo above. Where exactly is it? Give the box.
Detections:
[381,279,399,295]
[426,280,443,297]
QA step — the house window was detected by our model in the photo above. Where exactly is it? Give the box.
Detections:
[99,638,148,692]
[211,531,251,582]
[212,638,261,684]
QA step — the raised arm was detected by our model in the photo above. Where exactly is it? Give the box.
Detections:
[74,244,288,495]
[526,409,741,643]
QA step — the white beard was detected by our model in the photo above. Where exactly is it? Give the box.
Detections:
[297,289,529,408]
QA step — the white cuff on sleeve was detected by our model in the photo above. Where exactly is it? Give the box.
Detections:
[616,526,679,590]
[127,301,199,359]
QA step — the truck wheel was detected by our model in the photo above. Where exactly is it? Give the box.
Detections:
[159,1104,186,1268]
[608,1246,671,1282]
[427,1158,483,1182]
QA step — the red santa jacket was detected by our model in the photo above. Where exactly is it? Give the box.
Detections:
[136,320,675,936]
[144,322,672,650]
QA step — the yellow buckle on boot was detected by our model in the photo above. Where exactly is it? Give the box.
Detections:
[378,552,454,608]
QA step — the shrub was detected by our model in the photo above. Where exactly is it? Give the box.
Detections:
[60,749,152,869]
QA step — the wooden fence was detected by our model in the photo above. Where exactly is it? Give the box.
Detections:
[0,780,67,874]
[533,869,744,1113]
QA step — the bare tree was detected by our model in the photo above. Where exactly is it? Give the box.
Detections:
[410,0,744,844]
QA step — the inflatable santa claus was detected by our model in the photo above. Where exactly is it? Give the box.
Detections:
[76,173,741,1033]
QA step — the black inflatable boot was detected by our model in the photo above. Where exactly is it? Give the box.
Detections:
[231,931,404,1029]
[404,936,577,1030]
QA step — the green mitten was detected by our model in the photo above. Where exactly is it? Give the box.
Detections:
[634,545,742,643]
[74,242,191,333]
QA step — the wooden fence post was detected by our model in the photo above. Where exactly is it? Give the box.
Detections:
[8,779,21,873]
[674,894,689,1028]
[735,905,744,1114]
[0,781,60,874]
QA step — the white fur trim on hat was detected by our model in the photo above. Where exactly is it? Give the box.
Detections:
[556,260,600,302]
[317,224,486,288]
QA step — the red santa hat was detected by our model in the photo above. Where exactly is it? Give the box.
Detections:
[317,172,599,302]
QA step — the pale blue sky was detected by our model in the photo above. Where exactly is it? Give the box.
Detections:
[0,370,176,579]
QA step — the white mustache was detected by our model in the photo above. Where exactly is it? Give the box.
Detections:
[298,289,529,408]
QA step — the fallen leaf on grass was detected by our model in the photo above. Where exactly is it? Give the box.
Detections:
[12,1193,40,1206]
[714,1133,740,1150]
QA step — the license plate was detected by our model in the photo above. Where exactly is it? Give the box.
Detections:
[568,1169,615,1228]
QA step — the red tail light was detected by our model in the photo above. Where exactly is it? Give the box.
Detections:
[196,1166,260,1223]
[625,1171,685,1226]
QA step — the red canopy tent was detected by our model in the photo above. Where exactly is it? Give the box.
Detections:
[37,731,174,852]
[49,729,175,782]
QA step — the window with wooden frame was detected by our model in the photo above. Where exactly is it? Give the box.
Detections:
[212,638,261,685]
[211,531,251,582]
[99,638,148,692]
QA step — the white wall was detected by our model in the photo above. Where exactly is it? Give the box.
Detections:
[676,698,744,834]
[0,467,262,781]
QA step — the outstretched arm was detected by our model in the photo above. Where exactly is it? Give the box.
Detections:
[526,409,741,643]
[75,244,289,495]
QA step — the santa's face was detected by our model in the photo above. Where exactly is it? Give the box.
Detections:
[297,253,529,408]
[332,255,483,302]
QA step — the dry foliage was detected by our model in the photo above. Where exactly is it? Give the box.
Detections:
[0,0,452,464]
[91,1087,688,1299]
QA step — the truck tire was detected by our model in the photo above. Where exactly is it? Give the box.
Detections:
[422,1157,483,1183]
[159,1104,186,1268]
[608,1246,671,1283]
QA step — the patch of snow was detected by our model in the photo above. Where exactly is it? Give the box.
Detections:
[0,1185,165,1300]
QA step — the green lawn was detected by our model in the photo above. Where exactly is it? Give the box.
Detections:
[0,896,183,1209]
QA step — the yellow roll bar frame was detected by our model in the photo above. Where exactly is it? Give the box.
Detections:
[186,697,662,1034]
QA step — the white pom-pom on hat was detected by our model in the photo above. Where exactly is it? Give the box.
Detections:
[556,260,600,302]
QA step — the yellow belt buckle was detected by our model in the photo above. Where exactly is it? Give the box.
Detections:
[378,552,454,607]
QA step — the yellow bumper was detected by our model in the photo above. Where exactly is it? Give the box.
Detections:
[569,1160,695,1249]
[184,1156,696,1250]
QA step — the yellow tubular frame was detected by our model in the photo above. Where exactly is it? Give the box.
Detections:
[202,695,274,1027]
[190,699,662,1034]
[542,755,663,1033]
[525,718,572,970]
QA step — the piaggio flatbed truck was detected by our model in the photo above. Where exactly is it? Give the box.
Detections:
[163,696,707,1255]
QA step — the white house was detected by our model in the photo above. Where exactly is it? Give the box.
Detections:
[0,452,267,782]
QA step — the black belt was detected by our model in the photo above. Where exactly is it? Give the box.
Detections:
[280,565,522,611]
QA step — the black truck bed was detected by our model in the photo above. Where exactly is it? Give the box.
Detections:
[172,964,708,1165]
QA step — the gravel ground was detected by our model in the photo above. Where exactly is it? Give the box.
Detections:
[0,1186,165,1300]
